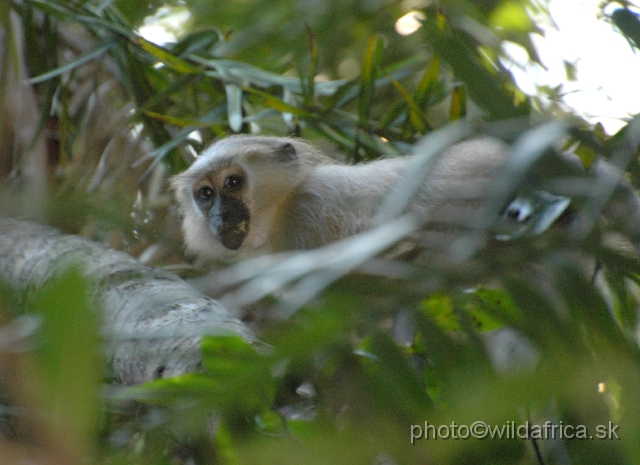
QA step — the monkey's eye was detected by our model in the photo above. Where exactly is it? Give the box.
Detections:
[224,175,243,190]
[196,186,214,201]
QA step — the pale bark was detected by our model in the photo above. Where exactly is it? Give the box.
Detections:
[0,218,253,385]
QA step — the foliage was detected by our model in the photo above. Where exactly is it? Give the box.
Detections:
[2,0,640,464]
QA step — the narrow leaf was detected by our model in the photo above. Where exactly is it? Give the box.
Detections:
[449,85,466,122]
[424,16,523,120]
[414,56,440,106]
[225,84,243,132]
[358,35,384,125]
[143,110,225,128]
[242,86,317,119]
[122,373,221,405]
[28,0,133,37]
[172,27,221,57]
[303,24,318,104]
[388,74,429,133]
[282,87,297,129]
[29,42,112,83]
[134,37,201,74]
[197,57,346,96]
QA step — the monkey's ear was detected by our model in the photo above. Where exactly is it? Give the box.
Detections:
[275,142,297,161]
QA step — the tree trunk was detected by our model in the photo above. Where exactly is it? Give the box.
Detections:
[0,218,253,385]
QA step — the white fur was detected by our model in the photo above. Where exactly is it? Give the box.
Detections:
[172,135,511,262]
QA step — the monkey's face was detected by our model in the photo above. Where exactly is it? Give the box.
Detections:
[191,164,250,251]
[172,135,330,262]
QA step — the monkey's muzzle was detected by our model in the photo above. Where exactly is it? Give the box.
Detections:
[208,195,250,250]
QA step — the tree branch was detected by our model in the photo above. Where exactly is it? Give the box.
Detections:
[0,218,253,385]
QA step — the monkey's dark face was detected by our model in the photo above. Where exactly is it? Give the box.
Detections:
[192,165,250,250]
[172,135,333,261]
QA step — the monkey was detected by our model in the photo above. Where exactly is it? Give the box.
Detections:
[171,135,506,262]
[170,134,640,265]
[172,136,335,262]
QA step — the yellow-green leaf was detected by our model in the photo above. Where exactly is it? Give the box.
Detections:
[449,85,466,122]
[143,110,224,127]
[359,35,384,125]
[243,86,317,119]
[489,1,533,32]
[575,142,598,169]
[134,36,201,74]
[388,74,429,133]
[414,56,440,106]
[418,294,459,332]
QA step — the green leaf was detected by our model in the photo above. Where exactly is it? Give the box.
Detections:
[419,287,521,332]
[134,36,201,74]
[172,27,221,57]
[30,267,101,457]
[362,333,431,417]
[462,287,521,332]
[202,335,275,413]
[602,269,639,333]
[0,0,8,27]
[564,60,578,81]
[387,74,429,133]
[358,35,384,126]
[29,41,113,84]
[558,267,640,357]
[418,293,459,332]
[112,43,179,169]
[489,1,533,32]
[503,277,573,349]
[215,422,243,465]
[242,86,317,119]
[424,16,524,120]
[303,24,318,104]
[574,142,598,168]
[255,410,286,435]
[114,0,159,25]
[414,56,440,107]
[123,373,221,405]
[28,0,134,38]
[143,110,225,128]
[449,85,466,122]
[200,335,262,376]
[225,83,244,132]
[594,121,607,142]
[197,57,347,96]
[612,8,640,50]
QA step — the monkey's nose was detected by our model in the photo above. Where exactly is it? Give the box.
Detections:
[221,207,246,226]
[208,195,250,250]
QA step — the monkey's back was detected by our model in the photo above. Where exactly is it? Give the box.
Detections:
[275,137,509,253]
